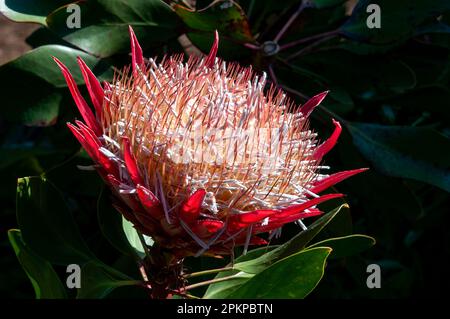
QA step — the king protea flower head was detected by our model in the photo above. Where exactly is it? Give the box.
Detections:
[53,27,366,258]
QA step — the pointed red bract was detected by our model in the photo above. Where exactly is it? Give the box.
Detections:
[106,174,143,213]
[314,119,342,160]
[276,193,344,219]
[257,209,324,233]
[53,57,101,135]
[75,120,101,149]
[97,153,118,178]
[310,168,369,194]
[227,209,279,233]
[128,26,144,75]
[255,208,322,232]
[72,120,119,176]
[122,137,144,185]
[180,189,206,224]
[67,123,99,161]
[77,57,104,117]
[136,184,163,219]
[67,123,87,148]
[192,219,224,237]
[299,91,329,118]
[205,30,219,68]
[230,209,278,225]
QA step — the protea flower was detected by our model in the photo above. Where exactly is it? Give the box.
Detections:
[53,27,365,292]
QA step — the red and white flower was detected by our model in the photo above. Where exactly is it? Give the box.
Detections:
[53,27,366,258]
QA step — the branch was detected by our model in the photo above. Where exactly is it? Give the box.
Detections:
[286,34,338,60]
[274,1,309,42]
[184,267,234,279]
[182,274,242,291]
[279,29,340,51]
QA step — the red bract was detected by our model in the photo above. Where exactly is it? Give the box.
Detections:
[53,26,367,258]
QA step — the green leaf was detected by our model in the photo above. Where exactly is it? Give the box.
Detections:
[340,0,450,44]
[16,176,96,264]
[336,133,425,224]
[203,246,277,299]
[8,229,67,299]
[228,247,332,298]
[338,40,397,55]
[184,32,252,60]
[174,0,254,42]
[234,204,348,274]
[46,0,181,57]
[384,87,450,121]
[97,187,138,258]
[0,45,112,126]
[347,123,450,192]
[271,204,350,258]
[296,50,416,99]
[309,234,376,259]
[326,87,355,115]
[311,0,347,9]
[416,21,450,36]
[0,0,72,25]
[122,216,154,258]
[203,270,253,299]
[77,261,141,299]
[1,45,111,87]
[238,0,298,32]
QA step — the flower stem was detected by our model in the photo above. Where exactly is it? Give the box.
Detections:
[286,34,338,60]
[268,64,278,87]
[138,263,150,282]
[137,230,151,258]
[243,42,261,50]
[171,290,201,299]
[274,1,308,42]
[136,230,152,288]
[184,267,234,279]
[183,274,241,291]
[279,29,340,51]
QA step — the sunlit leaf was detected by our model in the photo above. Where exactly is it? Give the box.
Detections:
[228,247,332,298]
[234,204,348,274]
[77,261,141,298]
[0,0,72,25]
[0,45,112,126]
[8,229,67,299]
[308,234,376,259]
[47,0,181,57]
[175,0,254,42]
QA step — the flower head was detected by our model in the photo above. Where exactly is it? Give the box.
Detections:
[54,27,366,258]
